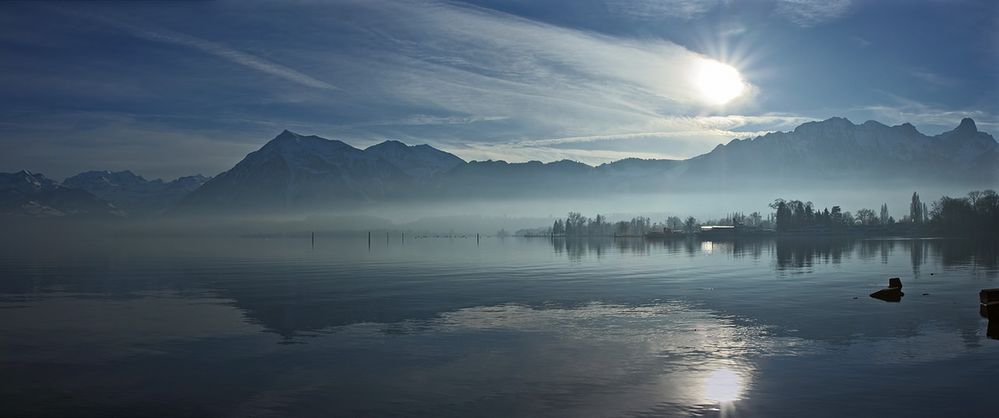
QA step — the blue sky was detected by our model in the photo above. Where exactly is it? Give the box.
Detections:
[0,0,996,179]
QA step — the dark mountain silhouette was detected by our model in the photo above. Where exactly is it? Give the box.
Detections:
[177,130,415,212]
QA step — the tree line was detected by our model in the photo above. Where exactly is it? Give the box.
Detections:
[517,190,996,238]
[772,190,996,236]
[531,211,774,237]
[930,190,999,237]
[551,212,655,237]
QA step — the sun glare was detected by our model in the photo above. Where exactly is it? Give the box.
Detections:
[694,59,746,105]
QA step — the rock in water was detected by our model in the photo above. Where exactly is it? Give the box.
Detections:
[980,288,999,304]
[981,302,999,319]
[870,287,904,302]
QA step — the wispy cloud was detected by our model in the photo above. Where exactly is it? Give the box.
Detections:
[510,114,812,148]
[604,0,723,20]
[303,0,761,143]
[0,111,261,179]
[457,141,680,165]
[13,0,785,172]
[775,0,852,27]
[851,35,872,47]
[720,23,749,38]
[13,0,987,177]
[356,0,729,106]
[909,69,960,88]
[447,114,816,164]
[55,6,339,91]
[343,115,510,128]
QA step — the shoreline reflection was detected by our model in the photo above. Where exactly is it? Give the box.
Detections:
[544,236,999,275]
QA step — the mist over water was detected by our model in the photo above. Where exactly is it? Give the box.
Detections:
[1,234,997,417]
[11,185,963,237]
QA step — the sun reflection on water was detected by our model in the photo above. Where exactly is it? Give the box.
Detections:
[703,367,744,403]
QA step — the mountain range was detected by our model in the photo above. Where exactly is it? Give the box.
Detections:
[63,170,209,215]
[1,117,996,218]
[0,171,125,219]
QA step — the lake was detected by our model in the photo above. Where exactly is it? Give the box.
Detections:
[1,235,997,417]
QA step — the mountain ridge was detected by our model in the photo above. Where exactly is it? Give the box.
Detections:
[3,117,997,217]
[173,117,995,212]
[0,170,125,218]
[63,170,209,216]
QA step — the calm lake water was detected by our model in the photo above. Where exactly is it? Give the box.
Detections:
[1,235,998,417]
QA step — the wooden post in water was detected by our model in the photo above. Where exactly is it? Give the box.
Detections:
[311,232,315,248]
[477,233,480,245]
[368,231,371,250]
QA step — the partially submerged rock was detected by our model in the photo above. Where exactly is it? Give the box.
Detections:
[979,290,999,340]
[869,278,905,302]
[981,301,999,319]
[870,287,904,302]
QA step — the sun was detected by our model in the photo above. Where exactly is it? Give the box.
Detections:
[693,59,746,105]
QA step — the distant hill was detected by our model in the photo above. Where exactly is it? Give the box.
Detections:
[0,171,124,219]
